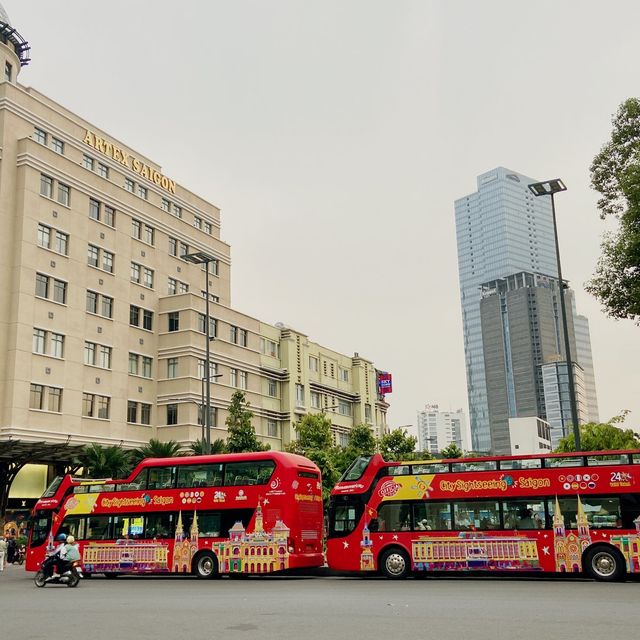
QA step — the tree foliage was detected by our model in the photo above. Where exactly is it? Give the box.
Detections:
[188,438,227,455]
[287,413,339,503]
[555,412,640,452]
[588,97,640,322]
[225,390,269,453]
[131,438,183,466]
[76,443,132,479]
[378,428,417,461]
[333,423,378,476]
[440,443,464,459]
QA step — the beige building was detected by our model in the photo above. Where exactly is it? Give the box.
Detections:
[0,9,388,512]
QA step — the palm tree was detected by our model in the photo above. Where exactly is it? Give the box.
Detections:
[188,438,227,455]
[76,443,132,479]
[130,438,183,466]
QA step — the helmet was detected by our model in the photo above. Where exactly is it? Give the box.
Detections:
[66,535,75,544]
[55,533,67,541]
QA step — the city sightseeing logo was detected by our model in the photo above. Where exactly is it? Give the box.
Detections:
[378,480,401,498]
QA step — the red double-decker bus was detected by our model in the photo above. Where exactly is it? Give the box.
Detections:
[26,451,324,578]
[326,450,640,581]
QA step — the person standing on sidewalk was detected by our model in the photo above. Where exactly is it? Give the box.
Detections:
[0,535,7,571]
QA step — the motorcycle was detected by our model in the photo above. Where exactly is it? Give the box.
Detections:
[13,544,25,565]
[34,554,82,588]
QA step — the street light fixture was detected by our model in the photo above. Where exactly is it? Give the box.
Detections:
[527,179,581,451]
[182,250,218,455]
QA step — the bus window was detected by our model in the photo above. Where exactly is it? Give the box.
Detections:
[89,483,114,493]
[586,454,631,466]
[145,512,175,538]
[499,459,542,470]
[73,485,88,494]
[621,495,640,528]
[377,502,412,531]
[581,496,621,529]
[176,464,224,488]
[544,457,584,468]
[147,467,176,490]
[387,466,410,476]
[502,500,545,530]
[42,477,63,498]
[412,463,449,474]
[224,460,275,486]
[632,454,640,465]
[451,461,497,472]
[85,515,111,540]
[30,511,52,548]
[339,456,372,482]
[329,494,365,536]
[110,515,143,539]
[453,501,499,530]
[180,511,220,538]
[413,502,452,531]
[61,516,86,540]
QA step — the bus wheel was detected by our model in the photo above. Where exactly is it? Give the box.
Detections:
[584,546,625,582]
[380,547,411,579]
[193,552,218,579]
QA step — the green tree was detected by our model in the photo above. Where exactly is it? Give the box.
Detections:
[588,97,640,322]
[131,438,183,466]
[378,427,417,461]
[333,423,378,476]
[440,443,463,459]
[555,413,640,452]
[188,438,227,455]
[225,390,269,453]
[287,413,339,503]
[76,443,132,479]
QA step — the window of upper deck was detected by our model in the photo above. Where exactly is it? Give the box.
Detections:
[339,456,371,482]
[544,456,584,468]
[499,458,542,470]
[42,477,63,498]
[176,464,224,488]
[412,463,450,474]
[450,460,497,472]
[224,460,275,486]
[147,467,176,490]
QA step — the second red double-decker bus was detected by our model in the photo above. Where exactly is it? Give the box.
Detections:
[327,450,640,581]
[26,450,324,578]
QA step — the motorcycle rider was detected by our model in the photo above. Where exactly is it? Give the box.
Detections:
[47,533,67,578]
[59,535,81,575]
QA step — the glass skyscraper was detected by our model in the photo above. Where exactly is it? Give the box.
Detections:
[454,168,558,452]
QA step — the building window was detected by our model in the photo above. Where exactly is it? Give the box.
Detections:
[102,250,114,273]
[138,185,148,200]
[143,267,154,289]
[365,404,372,423]
[40,174,53,198]
[140,403,151,425]
[50,333,64,358]
[198,314,217,338]
[339,368,350,382]
[104,205,115,227]
[144,224,155,245]
[37,224,51,249]
[87,245,99,267]
[34,127,47,145]
[54,231,69,255]
[128,353,152,378]
[101,295,113,318]
[309,356,319,372]
[52,279,67,304]
[132,219,141,239]
[35,273,49,299]
[125,178,135,193]
[179,242,189,258]
[86,290,97,313]
[296,384,305,407]
[33,328,46,354]
[48,387,62,413]
[202,258,219,276]
[131,262,141,284]
[310,391,321,409]
[338,400,352,416]
[51,137,64,154]
[29,384,44,410]
[230,326,247,346]
[89,199,100,220]
[167,358,178,378]
[204,221,212,235]
[230,368,238,388]
[179,281,189,294]
[129,305,140,326]
[260,338,278,358]
[142,356,152,378]
[267,420,278,438]
[57,183,70,206]
[168,312,180,332]
[99,345,112,369]
[161,198,171,212]
[268,379,277,398]
[143,309,153,331]
[82,393,110,419]
[169,237,177,256]
[173,204,182,218]
[128,352,138,375]
[239,371,247,390]
[82,154,94,170]
[97,163,109,178]
[167,277,177,295]
[127,400,137,423]
[167,404,178,426]
[86,290,112,318]
[197,360,217,380]
[193,216,202,229]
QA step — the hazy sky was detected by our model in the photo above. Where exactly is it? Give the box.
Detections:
[12,1,640,438]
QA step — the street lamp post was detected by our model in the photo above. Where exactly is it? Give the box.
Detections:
[182,250,218,455]
[527,179,581,451]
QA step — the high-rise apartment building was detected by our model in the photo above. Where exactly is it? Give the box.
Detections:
[455,168,597,453]
[416,404,467,454]
[0,9,389,515]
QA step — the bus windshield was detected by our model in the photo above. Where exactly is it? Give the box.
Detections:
[340,456,372,482]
